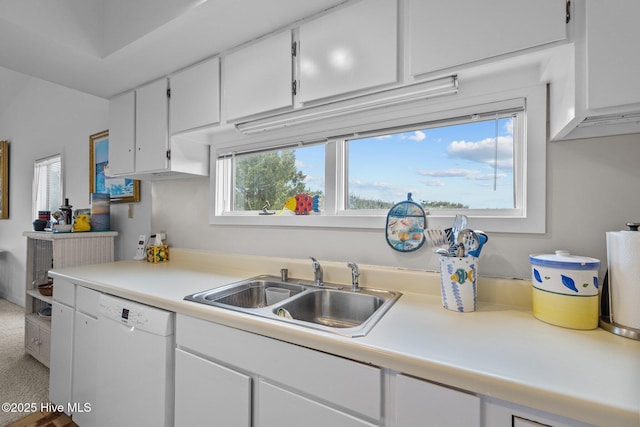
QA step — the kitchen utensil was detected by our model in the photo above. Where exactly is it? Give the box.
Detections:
[467,232,488,257]
[425,228,448,254]
[456,229,479,258]
[451,214,468,243]
[446,215,468,256]
[529,250,600,329]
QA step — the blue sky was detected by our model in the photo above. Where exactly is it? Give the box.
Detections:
[294,117,515,209]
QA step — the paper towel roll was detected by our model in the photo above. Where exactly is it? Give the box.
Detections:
[606,231,640,329]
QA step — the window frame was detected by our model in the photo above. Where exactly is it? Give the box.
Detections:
[32,154,63,219]
[210,84,546,233]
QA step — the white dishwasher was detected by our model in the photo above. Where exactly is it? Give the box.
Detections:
[95,294,175,427]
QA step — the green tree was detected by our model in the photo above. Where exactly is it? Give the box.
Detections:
[234,150,308,210]
[349,194,394,209]
[421,200,469,209]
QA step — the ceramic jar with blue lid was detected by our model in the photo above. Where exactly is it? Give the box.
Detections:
[529,250,601,329]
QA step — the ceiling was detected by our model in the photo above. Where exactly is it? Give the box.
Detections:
[0,0,347,103]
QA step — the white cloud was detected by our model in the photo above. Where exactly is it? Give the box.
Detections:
[417,168,474,178]
[417,168,508,182]
[446,136,513,170]
[408,130,426,141]
[424,179,445,187]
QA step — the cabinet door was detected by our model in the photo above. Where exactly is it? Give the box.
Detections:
[298,0,397,103]
[177,314,381,421]
[258,381,377,427]
[407,0,566,77]
[108,91,135,176]
[175,348,251,427]
[72,312,97,427]
[396,374,481,427]
[514,417,552,427]
[483,398,594,427]
[223,30,293,121]
[170,57,220,134]
[24,317,40,354]
[49,301,74,413]
[135,79,169,173]
[586,0,640,110]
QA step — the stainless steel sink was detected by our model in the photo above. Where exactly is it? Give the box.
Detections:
[184,275,401,337]
[275,289,390,329]
[185,277,306,309]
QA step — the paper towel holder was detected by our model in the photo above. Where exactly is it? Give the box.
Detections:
[599,223,640,340]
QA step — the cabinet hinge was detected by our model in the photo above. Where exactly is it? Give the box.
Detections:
[292,80,297,96]
[167,88,171,98]
[566,0,571,24]
[166,149,171,160]
[291,41,297,57]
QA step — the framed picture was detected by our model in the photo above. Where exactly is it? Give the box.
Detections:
[0,140,9,219]
[89,130,140,204]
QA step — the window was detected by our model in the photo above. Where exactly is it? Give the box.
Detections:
[230,145,325,213]
[33,155,62,219]
[346,114,517,211]
[212,84,546,233]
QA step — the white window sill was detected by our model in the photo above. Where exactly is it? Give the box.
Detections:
[209,212,542,233]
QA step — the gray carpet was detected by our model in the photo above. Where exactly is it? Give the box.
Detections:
[0,299,49,426]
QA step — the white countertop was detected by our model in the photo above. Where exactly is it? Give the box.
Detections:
[49,249,640,427]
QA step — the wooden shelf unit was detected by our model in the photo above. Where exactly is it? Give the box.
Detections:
[23,231,117,367]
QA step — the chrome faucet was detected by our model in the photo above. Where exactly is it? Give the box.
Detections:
[347,261,360,291]
[310,257,324,286]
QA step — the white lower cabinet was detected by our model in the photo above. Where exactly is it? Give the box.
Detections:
[483,397,597,427]
[50,283,101,425]
[175,314,596,427]
[257,380,376,427]
[175,314,381,426]
[395,374,480,427]
[175,348,251,427]
[71,311,98,426]
[49,301,74,413]
[24,316,50,366]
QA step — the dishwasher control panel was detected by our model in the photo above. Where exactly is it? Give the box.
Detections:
[98,294,175,336]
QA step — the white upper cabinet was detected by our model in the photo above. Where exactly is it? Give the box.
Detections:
[298,0,398,104]
[223,30,293,121]
[107,91,135,176]
[585,0,640,111]
[135,78,169,174]
[170,57,220,134]
[108,79,209,179]
[407,0,567,77]
[546,0,640,140]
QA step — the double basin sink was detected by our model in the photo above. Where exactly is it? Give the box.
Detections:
[184,275,401,337]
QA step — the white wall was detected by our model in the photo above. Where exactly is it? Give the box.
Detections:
[151,132,640,281]
[0,72,152,305]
